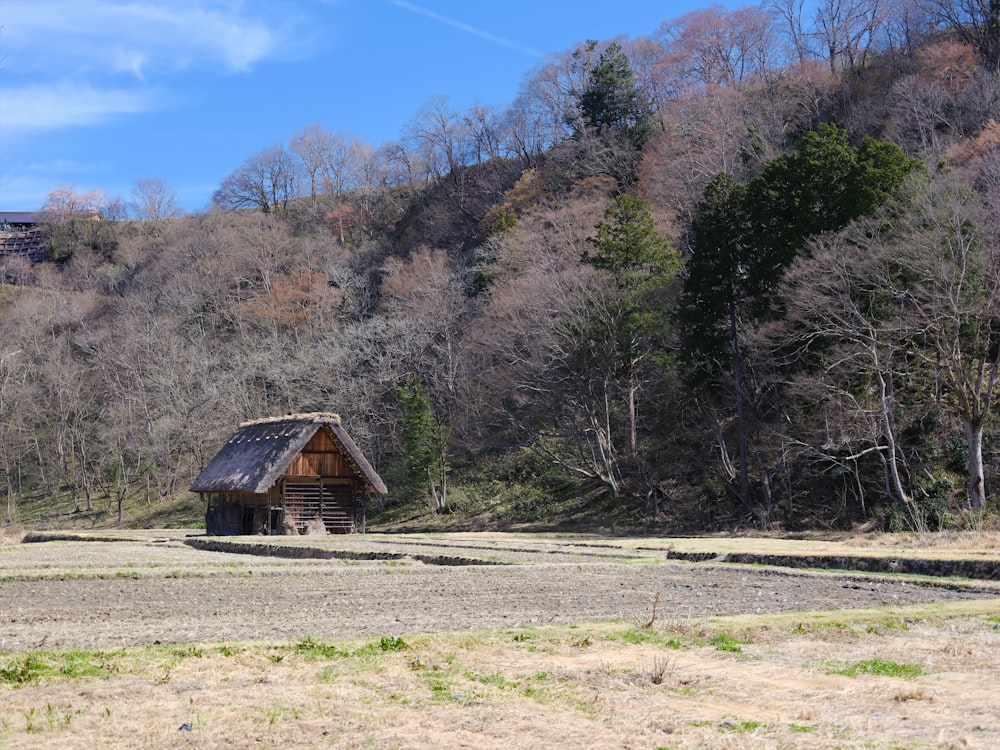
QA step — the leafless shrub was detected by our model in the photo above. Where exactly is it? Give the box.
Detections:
[633,591,662,629]
[656,611,704,638]
[641,654,676,685]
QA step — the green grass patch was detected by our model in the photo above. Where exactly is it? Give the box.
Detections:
[467,669,519,690]
[793,620,850,634]
[790,723,818,733]
[825,659,927,679]
[375,636,409,652]
[0,654,54,686]
[290,637,349,660]
[709,633,744,653]
[618,629,685,648]
[420,669,459,702]
[316,665,340,682]
[0,650,117,687]
[58,651,110,679]
[722,720,766,732]
[291,635,409,662]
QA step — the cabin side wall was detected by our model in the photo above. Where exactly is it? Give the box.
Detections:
[204,490,276,535]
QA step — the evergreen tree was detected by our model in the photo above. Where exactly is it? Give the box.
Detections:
[679,125,920,518]
[584,194,679,287]
[396,376,450,513]
[573,41,656,149]
[582,194,679,480]
[683,125,920,370]
[747,124,921,274]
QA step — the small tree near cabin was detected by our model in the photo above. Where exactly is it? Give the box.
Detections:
[397,376,450,513]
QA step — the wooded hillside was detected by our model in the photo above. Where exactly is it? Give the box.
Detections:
[2,0,998,532]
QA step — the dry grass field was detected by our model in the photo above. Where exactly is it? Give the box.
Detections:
[1,530,999,749]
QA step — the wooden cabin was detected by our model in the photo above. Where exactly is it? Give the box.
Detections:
[191,412,387,535]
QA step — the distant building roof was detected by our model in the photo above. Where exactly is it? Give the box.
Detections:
[0,210,103,228]
[0,212,51,227]
[190,412,388,495]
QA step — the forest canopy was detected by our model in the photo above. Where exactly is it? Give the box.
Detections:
[2,0,998,532]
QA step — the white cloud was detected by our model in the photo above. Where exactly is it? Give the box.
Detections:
[390,1,541,58]
[0,83,159,134]
[1,1,289,76]
[0,2,296,139]
[112,48,149,80]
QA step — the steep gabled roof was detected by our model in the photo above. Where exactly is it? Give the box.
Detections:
[190,412,387,495]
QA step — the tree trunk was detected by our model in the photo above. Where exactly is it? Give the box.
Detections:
[877,362,924,532]
[594,379,621,498]
[624,367,638,473]
[437,458,448,513]
[965,420,986,510]
[4,465,13,524]
[729,303,751,507]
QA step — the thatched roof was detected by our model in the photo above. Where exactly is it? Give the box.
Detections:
[190,412,387,495]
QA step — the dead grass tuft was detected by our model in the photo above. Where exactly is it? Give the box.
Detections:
[893,688,930,702]
[0,523,25,545]
[846,530,1000,551]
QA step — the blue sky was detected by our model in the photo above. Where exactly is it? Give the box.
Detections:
[1,0,740,213]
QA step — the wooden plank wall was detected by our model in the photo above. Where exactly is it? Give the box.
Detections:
[283,428,346,477]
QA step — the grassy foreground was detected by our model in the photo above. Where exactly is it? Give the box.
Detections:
[2,602,1000,749]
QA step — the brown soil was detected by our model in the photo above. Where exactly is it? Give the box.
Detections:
[1,531,999,749]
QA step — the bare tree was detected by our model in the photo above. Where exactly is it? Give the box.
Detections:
[881,0,938,61]
[812,0,890,73]
[463,104,506,164]
[130,177,181,221]
[887,41,1000,159]
[499,91,554,167]
[0,348,28,523]
[920,0,1000,70]
[641,86,768,228]
[624,36,678,123]
[289,124,367,205]
[891,172,1000,510]
[656,6,788,88]
[403,96,474,184]
[767,0,815,63]
[519,45,597,145]
[778,224,923,529]
[213,145,302,215]
[42,185,107,216]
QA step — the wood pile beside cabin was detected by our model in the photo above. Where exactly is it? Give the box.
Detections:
[190,413,387,535]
